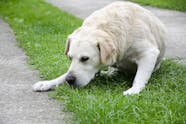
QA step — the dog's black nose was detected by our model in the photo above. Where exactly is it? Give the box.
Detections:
[65,75,76,85]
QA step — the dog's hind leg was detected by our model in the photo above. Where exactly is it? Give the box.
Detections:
[123,48,160,95]
[32,73,67,92]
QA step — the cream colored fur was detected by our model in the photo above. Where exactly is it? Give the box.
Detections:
[32,2,166,95]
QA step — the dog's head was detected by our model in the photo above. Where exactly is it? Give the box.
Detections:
[64,27,116,87]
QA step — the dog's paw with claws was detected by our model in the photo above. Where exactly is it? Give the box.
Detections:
[32,81,55,92]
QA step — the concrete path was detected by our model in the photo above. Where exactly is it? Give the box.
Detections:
[0,18,67,124]
[46,0,186,64]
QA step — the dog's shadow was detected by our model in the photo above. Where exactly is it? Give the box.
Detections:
[84,70,135,91]
[83,59,180,91]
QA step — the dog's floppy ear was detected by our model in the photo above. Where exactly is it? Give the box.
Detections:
[64,37,71,55]
[64,28,82,55]
[97,40,115,65]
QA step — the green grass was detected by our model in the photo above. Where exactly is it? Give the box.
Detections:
[0,0,186,124]
[52,60,186,124]
[0,0,82,80]
[131,0,186,12]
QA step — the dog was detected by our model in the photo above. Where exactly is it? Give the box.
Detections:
[32,1,166,95]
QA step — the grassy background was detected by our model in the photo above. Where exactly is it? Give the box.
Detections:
[0,0,186,123]
[131,0,186,11]
[0,0,82,80]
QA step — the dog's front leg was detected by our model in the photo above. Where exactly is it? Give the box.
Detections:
[32,73,67,92]
[123,48,160,95]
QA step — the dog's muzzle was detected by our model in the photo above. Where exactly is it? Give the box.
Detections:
[65,74,76,86]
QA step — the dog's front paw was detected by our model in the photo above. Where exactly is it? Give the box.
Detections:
[123,87,143,95]
[32,81,55,92]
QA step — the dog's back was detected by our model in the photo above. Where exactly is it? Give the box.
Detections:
[83,1,166,64]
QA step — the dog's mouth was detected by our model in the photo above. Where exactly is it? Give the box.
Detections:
[65,81,79,88]
[65,72,100,88]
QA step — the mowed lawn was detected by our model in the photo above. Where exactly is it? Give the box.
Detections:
[0,0,186,124]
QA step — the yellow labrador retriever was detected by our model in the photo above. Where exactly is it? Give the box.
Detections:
[33,1,166,95]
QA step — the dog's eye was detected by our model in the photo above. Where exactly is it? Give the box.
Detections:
[80,56,89,62]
